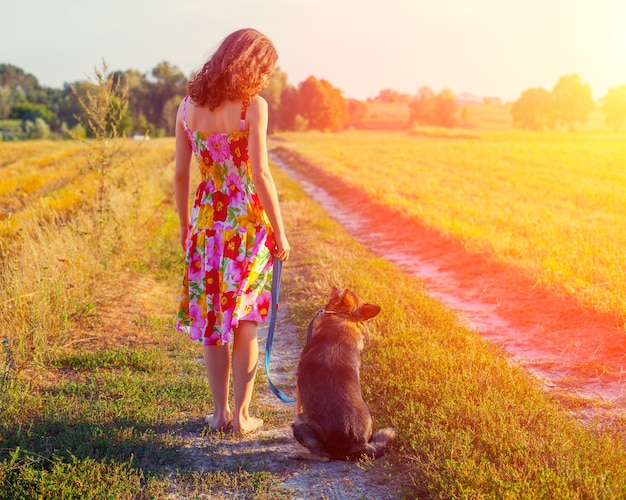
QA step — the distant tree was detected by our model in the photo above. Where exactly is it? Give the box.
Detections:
[10,101,55,124]
[511,87,553,130]
[551,74,593,130]
[0,64,39,92]
[24,117,50,139]
[347,98,368,126]
[58,81,89,130]
[161,95,180,137]
[133,113,156,138]
[144,61,187,134]
[375,88,411,103]
[119,69,151,134]
[262,67,288,133]
[602,85,626,131]
[409,86,458,127]
[27,87,66,131]
[298,76,348,132]
[276,85,300,131]
[0,64,66,131]
[409,86,436,126]
[433,88,458,127]
[376,89,400,102]
[0,86,13,119]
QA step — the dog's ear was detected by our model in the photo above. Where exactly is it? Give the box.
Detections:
[329,286,347,303]
[355,303,381,322]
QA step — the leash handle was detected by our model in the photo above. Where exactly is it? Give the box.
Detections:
[264,258,295,403]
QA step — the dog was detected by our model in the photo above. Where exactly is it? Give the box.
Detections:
[291,286,395,461]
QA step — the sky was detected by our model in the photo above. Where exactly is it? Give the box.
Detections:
[2,0,626,102]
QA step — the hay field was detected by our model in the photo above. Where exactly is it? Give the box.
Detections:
[271,129,626,320]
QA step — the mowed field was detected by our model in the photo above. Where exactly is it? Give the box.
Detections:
[270,129,626,320]
[2,134,626,498]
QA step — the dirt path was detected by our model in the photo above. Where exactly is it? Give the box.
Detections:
[172,305,399,499]
[271,149,626,421]
[87,147,625,497]
[88,275,399,499]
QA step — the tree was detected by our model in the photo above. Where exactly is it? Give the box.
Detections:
[10,102,55,125]
[511,87,553,130]
[24,117,50,139]
[433,88,458,127]
[262,67,288,133]
[347,98,368,126]
[409,86,436,126]
[375,88,412,103]
[119,69,151,135]
[551,74,593,130]
[602,85,626,131]
[276,85,300,131]
[0,64,39,93]
[144,61,187,135]
[0,86,14,119]
[298,76,348,132]
[409,87,458,127]
[161,95,180,137]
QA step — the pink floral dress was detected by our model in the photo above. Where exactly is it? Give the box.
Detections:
[176,96,274,345]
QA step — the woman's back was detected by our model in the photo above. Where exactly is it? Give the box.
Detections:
[184,98,247,133]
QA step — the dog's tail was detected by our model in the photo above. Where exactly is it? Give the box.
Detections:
[365,427,396,458]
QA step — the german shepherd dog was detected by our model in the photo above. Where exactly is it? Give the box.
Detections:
[291,287,395,461]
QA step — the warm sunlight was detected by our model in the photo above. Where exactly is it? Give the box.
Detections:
[3,2,626,496]
[587,3,626,95]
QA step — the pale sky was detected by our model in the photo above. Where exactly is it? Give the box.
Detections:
[2,0,626,102]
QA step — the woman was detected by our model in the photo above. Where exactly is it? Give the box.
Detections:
[174,28,290,433]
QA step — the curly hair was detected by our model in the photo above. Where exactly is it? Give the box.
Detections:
[188,28,278,110]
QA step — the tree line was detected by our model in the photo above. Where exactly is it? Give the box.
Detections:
[0,62,356,140]
[511,74,626,131]
[1,61,626,140]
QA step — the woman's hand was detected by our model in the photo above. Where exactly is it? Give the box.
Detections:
[273,233,290,261]
[180,225,188,251]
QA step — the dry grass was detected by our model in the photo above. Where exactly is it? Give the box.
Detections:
[0,139,176,367]
[270,129,626,319]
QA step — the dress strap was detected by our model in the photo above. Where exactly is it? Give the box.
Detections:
[240,100,249,131]
[181,95,190,130]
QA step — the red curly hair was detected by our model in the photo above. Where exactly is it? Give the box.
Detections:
[188,28,278,110]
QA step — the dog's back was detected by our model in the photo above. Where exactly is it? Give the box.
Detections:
[292,287,395,461]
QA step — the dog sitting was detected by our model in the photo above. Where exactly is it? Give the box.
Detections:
[291,286,395,461]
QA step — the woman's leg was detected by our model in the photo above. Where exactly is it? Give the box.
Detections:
[203,344,232,430]
[232,320,263,433]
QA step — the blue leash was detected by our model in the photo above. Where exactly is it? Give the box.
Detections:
[264,258,320,404]
[264,258,296,403]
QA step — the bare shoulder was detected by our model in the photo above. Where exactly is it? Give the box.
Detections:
[247,95,268,131]
[248,95,268,116]
[250,94,268,108]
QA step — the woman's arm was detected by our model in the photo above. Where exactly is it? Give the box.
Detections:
[174,100,192,250]
[247,95,290,261]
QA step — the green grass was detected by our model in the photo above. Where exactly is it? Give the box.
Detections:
[0,119,21,132]
[272,154,626,498]
[270,129,626,319]
[2,137,626,498]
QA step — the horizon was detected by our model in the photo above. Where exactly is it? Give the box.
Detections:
[2,0,626,102]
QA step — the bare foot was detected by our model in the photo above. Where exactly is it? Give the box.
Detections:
[233,416,263,434]
[204,413,232,432]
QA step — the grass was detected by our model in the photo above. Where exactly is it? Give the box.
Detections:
[270,129,626,320]
[273,148,626,498]
[0,136,625,498]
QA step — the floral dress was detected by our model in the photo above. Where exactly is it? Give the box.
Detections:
[176,96,274,346]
